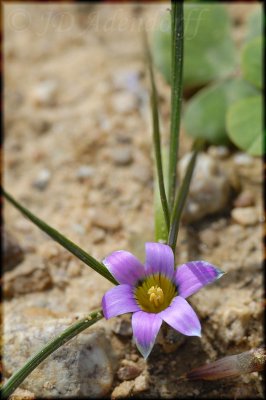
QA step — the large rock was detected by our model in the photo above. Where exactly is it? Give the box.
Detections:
[3,315,118,398]
[3,254,53,298]
[178,152,231,223]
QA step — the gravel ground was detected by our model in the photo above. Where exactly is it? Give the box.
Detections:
[3,3,264,399]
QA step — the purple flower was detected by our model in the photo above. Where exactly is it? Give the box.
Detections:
[102,242,224,359]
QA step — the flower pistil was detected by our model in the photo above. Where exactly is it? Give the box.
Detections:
[148,285,164,307]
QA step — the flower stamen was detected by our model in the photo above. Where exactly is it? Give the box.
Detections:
[148,285,164,307]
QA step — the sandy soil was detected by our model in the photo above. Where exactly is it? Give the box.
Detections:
[3,3,264,398]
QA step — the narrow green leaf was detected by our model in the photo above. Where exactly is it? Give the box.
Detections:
[152,5,236,88]
[1,309,103,398]
[168,140,203,255]
[143,31,170,232]
[154,146,169,242]
[168,1,184,212]
[2,189,117,285]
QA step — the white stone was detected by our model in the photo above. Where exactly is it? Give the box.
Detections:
[178,152,230,222]
[32,169,51,190]
[111,146,133,166]
[76,165,95,180]
[231,207,259,226]
[111,92,136,114]
[233,152,254,166]
[30,80,58,107]
[208,145,230,159]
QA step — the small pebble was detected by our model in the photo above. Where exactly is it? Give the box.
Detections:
[231,207,259,226]
[111,381,134,399]
[71,223,85,235]
[32,169,51,190]
[234,190,255,208]
[111,92,136,114]
[133,373,149,393]
[131,165,151,184]
[208,145,230,159]
[31,118,51,135]
[112,70,140,93]
[116,134,132,144]
[92,228,106,244]
[30,80,58,107]
[200,229,219,247]
[111,146,133,166]
[15,218,32,233]
[91,210,121,231]
[130,354,139,362]
[211,218,227,230]
[117,361,142,381]
[76,165,95,181]
[159,326,186,353]
[233,153,253,166]
[178,152,230,222]
[67,261,81,277]
[227,223,244,236]
[112,318,132,337]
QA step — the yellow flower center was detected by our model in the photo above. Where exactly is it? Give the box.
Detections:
[135,274,177,313]
[147,285,164,307]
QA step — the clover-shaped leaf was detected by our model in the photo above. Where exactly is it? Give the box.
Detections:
[183,78,258,145]
[241,36,262,89]
[245,7,262,41]
[226,95,263,156]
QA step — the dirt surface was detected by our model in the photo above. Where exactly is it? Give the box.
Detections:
[3,3,264,399]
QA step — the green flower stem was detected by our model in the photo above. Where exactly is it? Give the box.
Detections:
[143,31,170,232]
[168,1,184,212]
[168,147,198,256]
[2,189,117,285]
[1,310,103,399]
[154,146,169,242]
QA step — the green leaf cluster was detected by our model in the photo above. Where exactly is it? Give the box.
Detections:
[152,5,263,156]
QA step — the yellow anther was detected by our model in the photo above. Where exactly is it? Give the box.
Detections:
[147,285,164,307]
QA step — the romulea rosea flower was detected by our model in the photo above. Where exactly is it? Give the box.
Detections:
[102,242,224,358]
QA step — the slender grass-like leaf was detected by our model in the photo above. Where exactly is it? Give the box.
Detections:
[168,1,184,212]
[143,31,170,232]
[1,309,103,399]
[168,140,204,255]
[2,189,117,285]
[154,146,169,242]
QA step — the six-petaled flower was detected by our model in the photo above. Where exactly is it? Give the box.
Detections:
[102,242,224,359]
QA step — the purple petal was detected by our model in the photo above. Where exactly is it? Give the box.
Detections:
[102,284,140,319]
[175,260,224,298]
[103,250,145,285]
[132,311,162,359]
[145,242,174,279]
[159,296,201,337]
